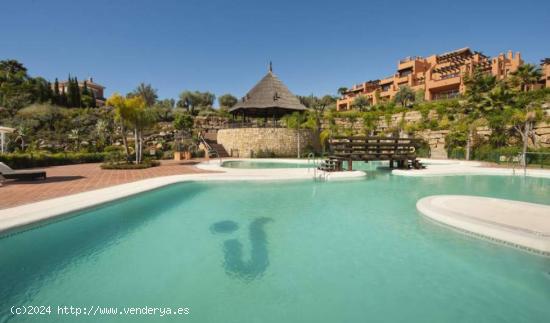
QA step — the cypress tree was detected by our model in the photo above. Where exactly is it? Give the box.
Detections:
[54,78,60,105]
[46,81,54,103]
[82,80,89,95]
[74,77,82,107]
[60,92,67,107]
[66,75,73,107]
[90,90,97,108]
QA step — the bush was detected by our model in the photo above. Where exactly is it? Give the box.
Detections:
[100,160,160,169]
[0,152,106,169]
[104,145,126,164]
[472,145,521,164]
[253,149,276,158]
[525,147,550,167]
[191,150,205,158]
[415,140,431,158]
[449,147,466,160]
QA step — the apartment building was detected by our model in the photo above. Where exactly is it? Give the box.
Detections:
[337,48,523,111]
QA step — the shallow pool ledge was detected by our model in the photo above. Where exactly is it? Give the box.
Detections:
[417,195,550,256]
[392,159,550,178]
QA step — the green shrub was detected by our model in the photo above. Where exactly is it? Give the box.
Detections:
[472,145,521,164]
[191,150,205,158]
[104,145,126,164]
[0,152,106,169]
[525,147,550,167]
[449,147,466,160]
[415,140,431,158]
[253,149,276,158]
[100,160,160,169]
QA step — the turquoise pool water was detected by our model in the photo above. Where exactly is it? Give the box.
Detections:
[1,163,550,322]
[222,160,312,169]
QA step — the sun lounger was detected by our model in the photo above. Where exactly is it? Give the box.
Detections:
[0,162,47,180]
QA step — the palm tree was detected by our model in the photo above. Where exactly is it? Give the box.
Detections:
[283,112,307,158]
[130,83,158,107]
[394,86,415,107]
[69,129,81,151]
[509,64,542,92]
[351,95,370,112]
[509,64,543,165]
[461,68,498,159]
[95,120,108,149]
[15,125,28,151]
[480,83,514,147]
[337,87,348,96]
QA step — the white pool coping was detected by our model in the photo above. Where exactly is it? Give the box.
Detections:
[0,158,365,235]
[393,159,550,178]
[417,195,550,255]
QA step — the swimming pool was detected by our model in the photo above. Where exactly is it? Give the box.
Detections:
[1,164,549,322]
[221,160,313,169]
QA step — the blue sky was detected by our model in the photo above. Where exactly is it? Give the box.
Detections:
[1,0,549,104]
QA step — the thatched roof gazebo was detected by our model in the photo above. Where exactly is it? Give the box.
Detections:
[229,64,307,119]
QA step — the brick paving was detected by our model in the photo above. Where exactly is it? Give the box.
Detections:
[0,160,214,209]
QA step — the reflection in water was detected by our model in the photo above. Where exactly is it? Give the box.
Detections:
[211,217,273,281]
[210,220,239,234]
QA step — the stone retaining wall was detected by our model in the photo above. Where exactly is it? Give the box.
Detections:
[217,128,314,158]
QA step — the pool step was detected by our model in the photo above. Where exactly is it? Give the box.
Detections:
[207,142,229,158]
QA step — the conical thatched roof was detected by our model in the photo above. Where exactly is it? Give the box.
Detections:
[229,69,307,118]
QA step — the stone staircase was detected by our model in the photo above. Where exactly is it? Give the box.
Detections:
[206,141,229,158]
[430,145,448,159]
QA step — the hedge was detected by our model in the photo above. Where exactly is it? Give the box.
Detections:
[0,152,106,169]
[100,160,160,169]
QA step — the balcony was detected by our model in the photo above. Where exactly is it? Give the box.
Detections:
[399,56,423,64]
[430,74,461,88]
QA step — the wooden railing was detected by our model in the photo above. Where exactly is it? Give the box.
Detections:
[328,136,422,169]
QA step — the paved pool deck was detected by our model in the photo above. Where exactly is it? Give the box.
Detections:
[417,195,550,255]
[0,160,214,210]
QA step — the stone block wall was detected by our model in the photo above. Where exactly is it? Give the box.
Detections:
[217,128,314,158]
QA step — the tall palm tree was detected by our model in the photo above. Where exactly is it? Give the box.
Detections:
[351,95,370,112]
[130,83,158,107]
[510,64,542,92]
[394,86,415,107]
[337,87,348,96]
[509,64,543,165]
